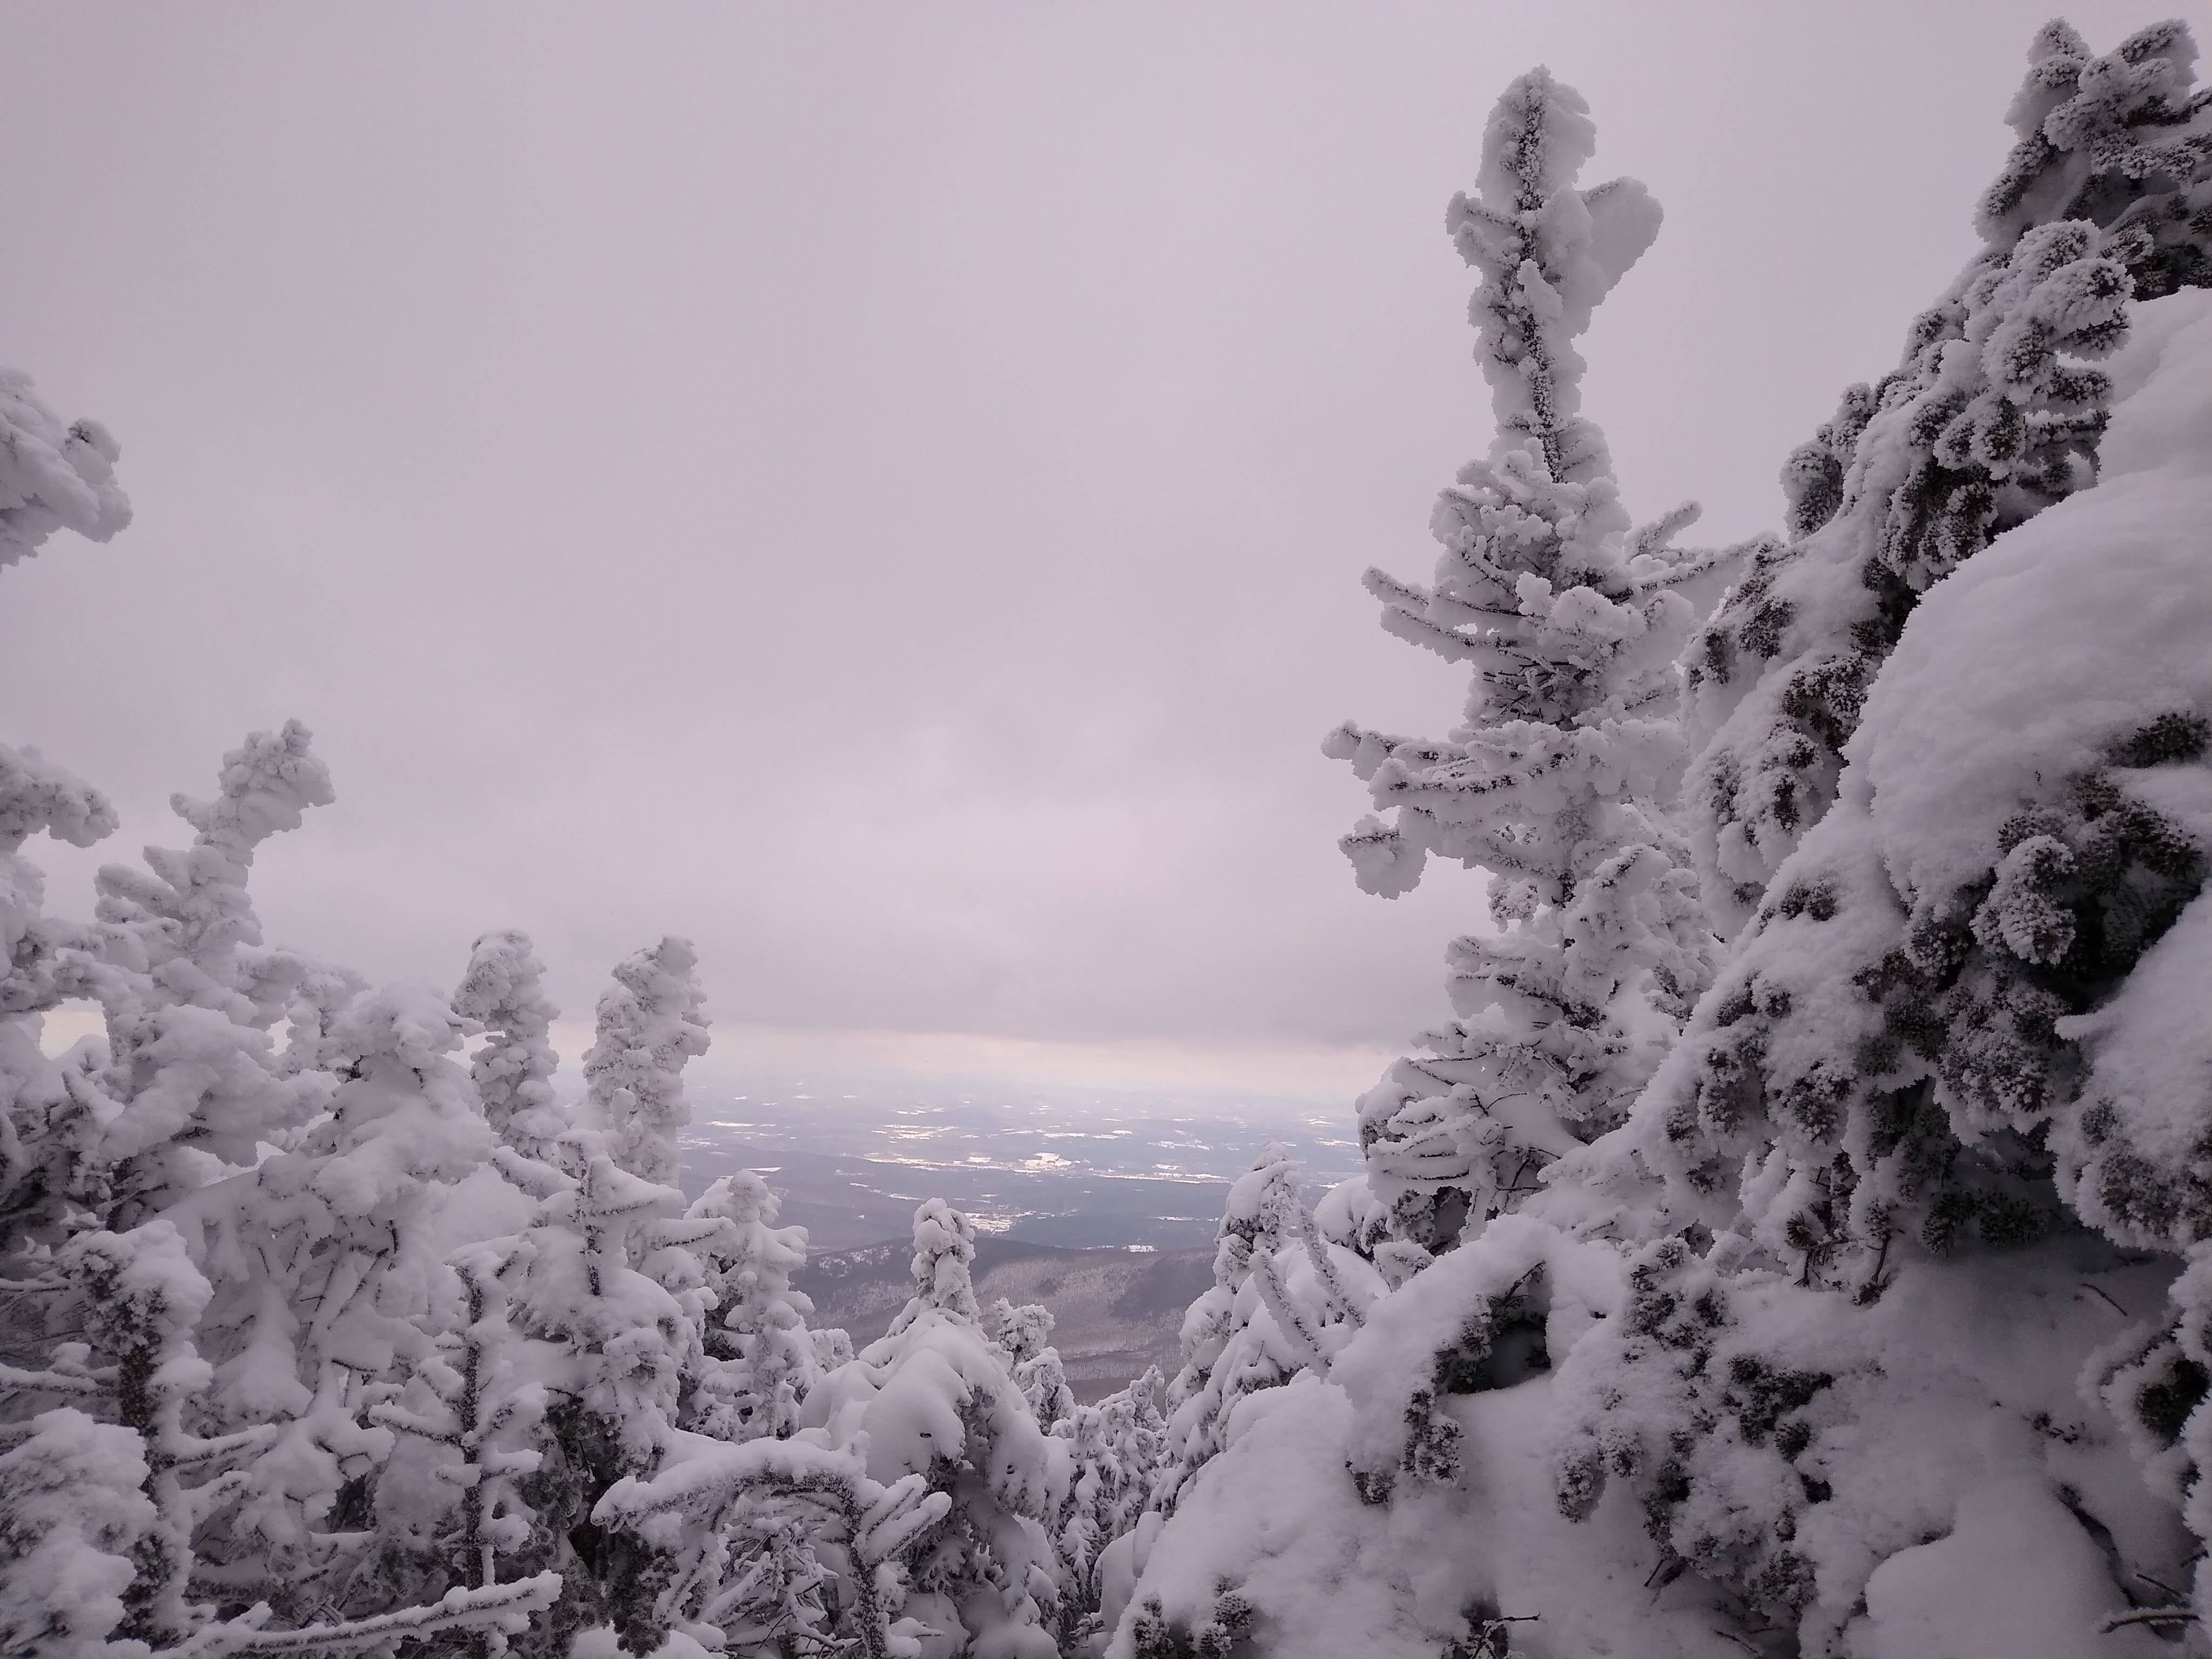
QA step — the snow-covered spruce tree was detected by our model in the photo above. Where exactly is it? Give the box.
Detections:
[1321,66,1739,1258]
[992,1300,1074,1435]
[51,1211,557,1656]
[1155,1146,1368,1516]
[62,1220,221,1649]
[162,983,504,1621]
[486,937,747,1656]
[0,470,558,1651]
[1597,22,2212,1289]
[1048,1368,1166,1653]
[801,1201,1068,1659]
[1094,1367,1165,1544]
[508,1149,703,1655]
[45,720,339,1240]
[683,1170,820,1444]
[1113,37,2212,1659]
[453,929,570,1165]
[0,378,135,1513]
[486,935,738,1651]
[362,1232,563,1645]
[886,1197,982,1333]
[1684,18,2212,930]
[583,936,711,1189]
[983,1300,1097,1648]
[354,952,740,1659]
[570,1193,923,1659]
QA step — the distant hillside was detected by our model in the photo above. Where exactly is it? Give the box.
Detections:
[796,1236,1215,1402]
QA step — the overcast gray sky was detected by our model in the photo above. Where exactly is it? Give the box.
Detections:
[2,3,2189,1103]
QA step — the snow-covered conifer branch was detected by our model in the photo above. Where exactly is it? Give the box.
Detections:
[0,369,130,570]
[173,1572,562,1656]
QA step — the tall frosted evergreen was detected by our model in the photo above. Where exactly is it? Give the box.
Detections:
[1323,69,1737,1254]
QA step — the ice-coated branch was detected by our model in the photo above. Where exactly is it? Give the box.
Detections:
[1297,1203,1368,1329]
[0,368,130,572]
[2097,1607,2200,1633]
[597,1438,950,1659]
[0,1360,103,1394]
[172,1572,562,1656]
[1249,1246,1331,1376]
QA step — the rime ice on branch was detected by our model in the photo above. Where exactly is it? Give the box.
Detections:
[0,368,130,570]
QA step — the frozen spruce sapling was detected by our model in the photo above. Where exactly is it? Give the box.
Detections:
[582,936,712,1188]
[682,1169,821,1444]
[453,929,571,1166]
[1155,1145,1370,1515]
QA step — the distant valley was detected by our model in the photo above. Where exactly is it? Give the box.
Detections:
[675,1082,1357,1394]
[676,1080,1359,1250]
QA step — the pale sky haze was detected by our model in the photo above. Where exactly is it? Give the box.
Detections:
[2,3,2189,1104]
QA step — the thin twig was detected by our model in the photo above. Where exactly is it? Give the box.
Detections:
[2080,1281,2128,1318]
[2098,1607,2198,1633]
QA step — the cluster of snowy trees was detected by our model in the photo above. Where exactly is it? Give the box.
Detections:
[1127,18,2212,1659]
[6,13,2211,1659]
[0,417,1169,1653]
